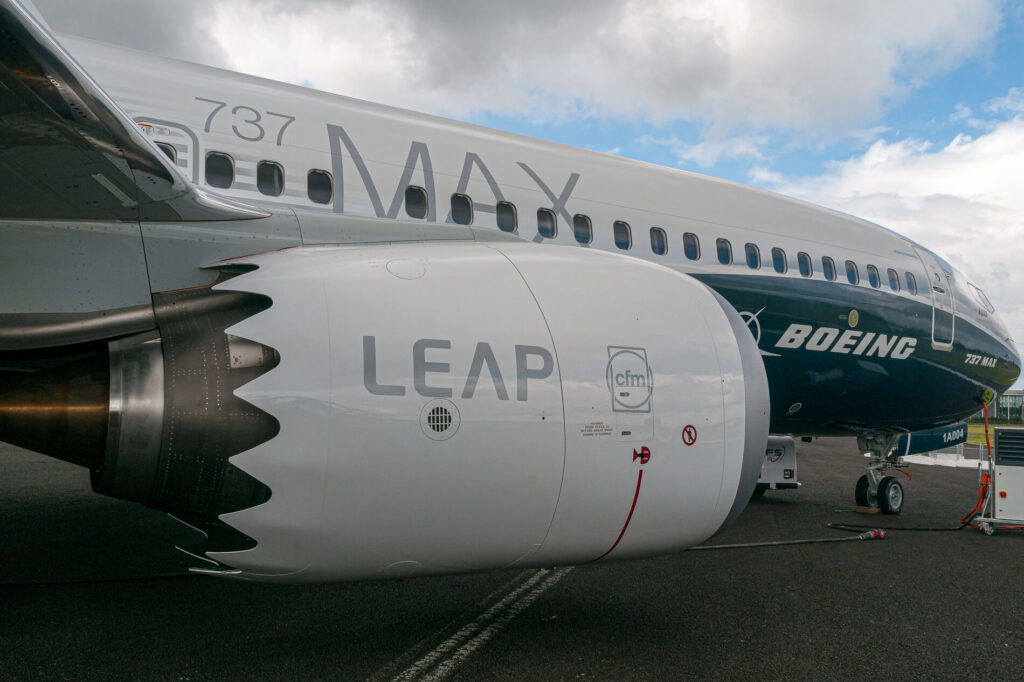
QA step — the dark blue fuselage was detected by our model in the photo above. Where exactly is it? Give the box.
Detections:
[694,273,1020,436]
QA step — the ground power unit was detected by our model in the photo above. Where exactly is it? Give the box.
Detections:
[755,436,799,494]
[992,427,1024,523]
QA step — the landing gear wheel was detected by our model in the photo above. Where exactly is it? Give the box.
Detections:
[854,475,875,507]
[752,487,767,497]
[877,476,904,514]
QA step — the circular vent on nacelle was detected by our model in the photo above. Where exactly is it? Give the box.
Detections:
[420,399,460,441]
[427,406,452,432]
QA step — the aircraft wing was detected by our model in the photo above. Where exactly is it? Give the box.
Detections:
[0,0,264,222]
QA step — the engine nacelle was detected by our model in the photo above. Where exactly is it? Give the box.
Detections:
[204,241,768,581]
[0,240,768,582]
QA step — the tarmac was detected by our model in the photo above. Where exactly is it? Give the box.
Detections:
[2,437,1022,681]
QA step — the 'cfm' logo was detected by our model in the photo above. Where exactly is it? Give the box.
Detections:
[606,346,653,413]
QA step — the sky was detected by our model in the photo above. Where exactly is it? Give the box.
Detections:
[31,0,1024,388]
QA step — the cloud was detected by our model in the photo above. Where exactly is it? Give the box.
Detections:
[986,87,1024,115]
[761,115,1024,364]
[34,0,1003,135]
[33,0,230,66]
[640,133,769,168]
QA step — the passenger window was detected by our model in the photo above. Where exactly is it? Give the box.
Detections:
[496,201,517,233]
[205,152,234,189]
[613,221,631,250]
[650,227,667,255]
[450,193,473,225]
[307,169,333,204]
[867,265,880,288]
[405,186,428,219]
[257,161,284,197]
[573,214,592,245]
[797,252,813,278]
[845,260,860,285]
[683,232,700,261]
[717,238,733,265]
[772,247,787,274]
[156,142,177,163]
[887,268,900,292]
[822,256,836,281]
[906,272,918,295]
[537,208,557,238]
[745,243,760,269]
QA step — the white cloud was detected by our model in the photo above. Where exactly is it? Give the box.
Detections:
[639,133,769,168]
[762,116,1024,376]
[35,0,1003,135]
[986,87,1024,115]
[951,103,973,121]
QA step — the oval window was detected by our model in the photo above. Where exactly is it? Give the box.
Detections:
[683,232,700,261]
[496,201,517,233]
[405,186,428,219]
[745,243,761,269]
[614,221,631,250]
[205,152,234,189]
[450,193,472,225]
[797,252,813,278]
[307,170,333,204]
[257,161,284,197]
[846,260,860,285]
[573,214,592,245]
[537,208,557,238]
[650,227,667,255]
[717,238,733,265]
[772,247,787,274]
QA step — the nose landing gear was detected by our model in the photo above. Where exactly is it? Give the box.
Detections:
[855,434,906,514]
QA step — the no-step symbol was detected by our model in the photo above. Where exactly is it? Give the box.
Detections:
[682,425,697,446]
[632,446,651,465]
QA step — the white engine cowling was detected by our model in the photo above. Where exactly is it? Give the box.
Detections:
[207,241,768,581]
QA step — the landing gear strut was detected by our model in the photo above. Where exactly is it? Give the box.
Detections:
[855,434,906,514]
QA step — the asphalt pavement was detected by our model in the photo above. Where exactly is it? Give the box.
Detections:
[2,438,1022,681]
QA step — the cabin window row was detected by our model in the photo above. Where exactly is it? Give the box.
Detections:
[206,152,335,203]
[704,235,919,294]
[201,154,920,293]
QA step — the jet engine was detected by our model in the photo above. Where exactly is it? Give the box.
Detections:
[0,241,768,582]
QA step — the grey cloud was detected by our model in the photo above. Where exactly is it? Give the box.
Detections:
[33,0,229,66]
[33,0,1005,137]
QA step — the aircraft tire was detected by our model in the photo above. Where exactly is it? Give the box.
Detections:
[877,476,904,514]
[854,475,872,507]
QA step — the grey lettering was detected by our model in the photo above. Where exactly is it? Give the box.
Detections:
[775,324,813,349]
[891,337,918,360]
[414,339,451,397]
[866,334,898,357]
[616,371,647,387]
[327,124,435,220]
[447,153,505,222]
[806,327,839,352]
[462,342,509,400]
[517,162,580,241]
[852,332,876,355]
[328,123,384,216]
[832,329,862,354]
[363,336,405,396]
[515,344,554,401]
[386,142,436,221]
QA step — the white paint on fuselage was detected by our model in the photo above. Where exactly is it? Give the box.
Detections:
[58,34,1016,358]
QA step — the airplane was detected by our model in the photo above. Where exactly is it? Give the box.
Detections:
[0,0,1019,582]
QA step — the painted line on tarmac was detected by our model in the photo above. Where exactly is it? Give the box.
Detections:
[369,570,536,681]
[391,567,573,681]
